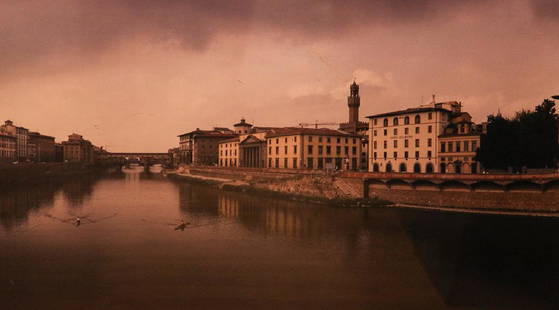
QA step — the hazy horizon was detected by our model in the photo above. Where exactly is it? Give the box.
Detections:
[1,0,558,152]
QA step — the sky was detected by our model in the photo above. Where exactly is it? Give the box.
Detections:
[0,0,558,152]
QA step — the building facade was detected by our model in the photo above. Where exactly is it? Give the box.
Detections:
[178,128,237,166]
[1,120,29,161]
[367,100,482,173]
[219,125,362,170]
[61,133,95,163]
[0,133,17,162]
[28,132,56,162]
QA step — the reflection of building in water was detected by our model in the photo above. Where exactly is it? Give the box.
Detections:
[61,175,99,208]
[0,183,60,232]
[177,183,220,217]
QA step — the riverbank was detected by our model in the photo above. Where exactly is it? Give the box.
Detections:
[0,162,121,186]
[165,167,389,208]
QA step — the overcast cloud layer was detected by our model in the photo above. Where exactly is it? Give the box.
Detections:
[0,0,558,151]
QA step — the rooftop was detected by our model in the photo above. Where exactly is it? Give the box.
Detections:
[366,106,450,118]
[265,127,361,138]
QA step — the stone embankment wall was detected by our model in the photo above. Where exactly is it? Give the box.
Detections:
[0,162,119,186]
[176,166,559,212]
[178,166,365,201]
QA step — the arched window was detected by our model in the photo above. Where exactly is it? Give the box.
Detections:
[399,163,407,172]
[404,116,410,124]
[413,163,421,173]
[455,162,462,174]
[383,118,388,127]
[386,163,392,172]
[373,163,379,172]
[393,118,399,126]
[414,115,421,124]
[440,163,446,173]
[426,163,434,173]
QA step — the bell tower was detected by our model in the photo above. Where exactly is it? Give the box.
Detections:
[348,81,360,128]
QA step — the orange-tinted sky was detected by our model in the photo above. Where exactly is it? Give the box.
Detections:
[0,0,558,152]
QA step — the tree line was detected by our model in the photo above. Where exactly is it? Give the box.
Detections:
[475,99,559,171]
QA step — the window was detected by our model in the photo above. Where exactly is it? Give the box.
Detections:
[415,127,420,134]
[284,158,288,168]
[268,158,272,167]
[308,145,313,154]
[448,142,453,152]
[352,146,356,155]
[415,151,419,159]
[336,146,341,155]
[384,129,387,136]
[374,119,377,125]
[383,152,387,159]
[293,145,297,154]
[276,138,279,143]
[319,137,323,143]
[427,151,432,158]
[293,158,297,169]
[428,125,432,133]
[428,112,432,120]
[294,136,297,142]
[318,145,323,154]
[405,128,409,135]
[344,146,348,155]
[374,130,377,137]
[285,138,287,143]
[275,146,279,154]
[383,118,388,126]
[428,138,432,147]
[326,146,331,155]
[405,139,409,148]
[275,158,279,168]
[393,140,398,148]
[393,128,398,135]
[383,141,387,148]
[284,146,288,154]
[307,157,313,169]
[336,138,340,143]
[327,137,331,143]
[415,139,420,147]
[404,151,409,159]
[414,115,421,124]
[393,152,398,159]
[441,142,446,152]
[268,147,271,155]
[308,136,312,142]
[345,138,348,143]
[352,138,356,144]
[373,141,377,149]
[374,152,377,159]
[472,141,477,151]
[404,116,410,124]
[456,142,461,152]
[464,141,469,152]
[393,118,399,126]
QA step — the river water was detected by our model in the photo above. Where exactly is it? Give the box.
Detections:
[1,167,559,309]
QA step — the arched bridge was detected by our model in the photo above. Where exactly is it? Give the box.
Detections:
[97,152,171,167]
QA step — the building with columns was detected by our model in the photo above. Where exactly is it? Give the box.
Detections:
[367,98,483,174]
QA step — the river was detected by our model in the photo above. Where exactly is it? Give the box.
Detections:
[1,167,558,309]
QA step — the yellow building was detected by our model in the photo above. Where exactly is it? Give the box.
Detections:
[61,133,94,163]
[219,124,362,170]
[0,133,17,162]
[367,99,483,173]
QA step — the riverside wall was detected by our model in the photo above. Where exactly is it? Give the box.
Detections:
[0,162,120,186]
[174,166,559,212]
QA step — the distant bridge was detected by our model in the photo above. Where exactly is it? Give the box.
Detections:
[97,152,171,167]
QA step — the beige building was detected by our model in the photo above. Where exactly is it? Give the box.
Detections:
[438,113,482,174]
[1,120,29,160]
[367,99,482,173]
[219,121,362,170]
[0,133,17,162]
[62,133,95,163]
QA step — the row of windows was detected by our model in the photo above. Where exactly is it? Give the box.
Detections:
[373,113,433,127]
[267,157,357,170]
[268,136,358,144]
[373,138,432,149]
[440,140,478,153]
[372,162,478,174]
[373,151,433,160]
[374,125,432,137]
[267,145,358,156]
[220,149,238,156]
[0,149,16,158]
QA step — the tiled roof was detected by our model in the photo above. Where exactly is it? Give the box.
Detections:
[366,107,450,118]
[178,129,237,138]
[265,127,361,138]
[218,137,240,143]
